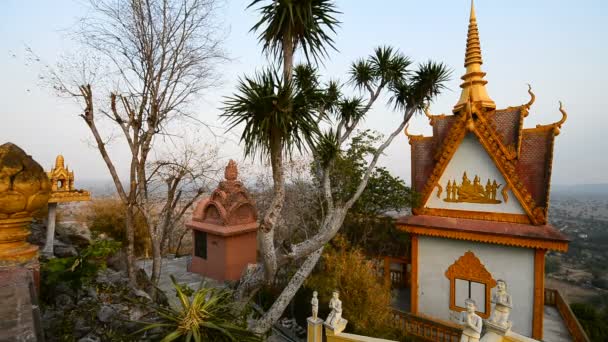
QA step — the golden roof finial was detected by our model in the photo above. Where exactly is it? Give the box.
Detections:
[453,0,495,113]
[470,0,476,20]
[55,154,65,169]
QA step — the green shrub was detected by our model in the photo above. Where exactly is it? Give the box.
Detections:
[41,239,121,300]
[571,302,608,341]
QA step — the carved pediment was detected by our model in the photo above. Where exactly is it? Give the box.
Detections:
[227,203,257,225]
[445,251,496,286]
[201,201,227,225]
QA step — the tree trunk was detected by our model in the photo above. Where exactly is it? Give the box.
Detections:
[150,230,162,290]
[250,247,324,334]
[282,33,293,81]
[125,204,137,284]
[259,135,285,283]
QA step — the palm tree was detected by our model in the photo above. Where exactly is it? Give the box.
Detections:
[222,68,322,283]
[226,0,339,283]
[248,0,340,80]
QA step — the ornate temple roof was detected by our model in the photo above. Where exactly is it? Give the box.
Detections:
[406,1,567,226]
[190,160,258,236]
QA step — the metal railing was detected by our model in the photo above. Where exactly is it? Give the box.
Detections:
[544,288,590,342]
[391,310,462,342]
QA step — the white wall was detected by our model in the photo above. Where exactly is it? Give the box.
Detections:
[417,236,535,337]
[424,134,525,214]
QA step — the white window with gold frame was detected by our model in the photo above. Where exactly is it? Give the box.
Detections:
[445,251,496,318]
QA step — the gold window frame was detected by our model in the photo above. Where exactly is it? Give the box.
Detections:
[445,251,496,318]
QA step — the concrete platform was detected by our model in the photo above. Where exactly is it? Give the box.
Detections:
[0,267,43,342]
[137,256,222,308]
[543,305,573,342]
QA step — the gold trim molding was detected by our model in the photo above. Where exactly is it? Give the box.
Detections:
[399,225,568,252]
[413,208,531,224]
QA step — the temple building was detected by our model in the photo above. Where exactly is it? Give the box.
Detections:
[397,2,570,340]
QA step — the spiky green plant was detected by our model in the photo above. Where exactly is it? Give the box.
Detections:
[137,276,259,342]
[222,68,321,159]
[248,0,340,72]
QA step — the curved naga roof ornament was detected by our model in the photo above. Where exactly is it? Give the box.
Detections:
[521,84,536,117]
[534,101,568,135]
[404,124,428,143]
[424,105,447,124]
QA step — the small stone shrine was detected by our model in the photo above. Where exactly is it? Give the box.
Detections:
[187,160,258,281]
[43,155,91,256]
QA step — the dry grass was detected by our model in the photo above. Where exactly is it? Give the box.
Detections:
[83,196,151,257]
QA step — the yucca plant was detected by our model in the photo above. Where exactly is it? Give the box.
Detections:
[136,276,260,342]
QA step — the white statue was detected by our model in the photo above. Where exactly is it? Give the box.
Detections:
[326,290,343,327]
[459,298,483,342]
[490,279,513,329]
[311,291,319,320]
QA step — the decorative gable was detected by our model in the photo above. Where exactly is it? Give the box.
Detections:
[407,97,567,225]
[424,133,526,215]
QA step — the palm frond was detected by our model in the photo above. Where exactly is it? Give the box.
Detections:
[349,58,374,90]
[293,64,319,91]
[321,79,342,114]
[314,129,340,168]
[389,61,451,112]
[222,68,321,160]
[248,0,341,64]
[338,97,365,124]
[370,46,412,86]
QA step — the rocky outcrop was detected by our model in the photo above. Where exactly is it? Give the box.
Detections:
[56,220,91,247]
[42,268,164,341]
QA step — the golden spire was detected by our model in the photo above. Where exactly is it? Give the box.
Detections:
[453,0,495,113]
[55,154,65,169]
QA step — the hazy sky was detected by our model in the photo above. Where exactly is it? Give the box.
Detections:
[1,0,607,186]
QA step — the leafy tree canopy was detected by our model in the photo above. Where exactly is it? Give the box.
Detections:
[313,130,418,256]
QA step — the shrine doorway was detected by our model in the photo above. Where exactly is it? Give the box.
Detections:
[383,256,411,312]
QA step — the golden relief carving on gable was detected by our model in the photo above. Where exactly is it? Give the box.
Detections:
[444,172,502,204]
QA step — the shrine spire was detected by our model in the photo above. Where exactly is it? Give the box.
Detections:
[453,0,495,113]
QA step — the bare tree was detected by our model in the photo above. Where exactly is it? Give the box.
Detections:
[43,0,226,283]
[141,142,220,286]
